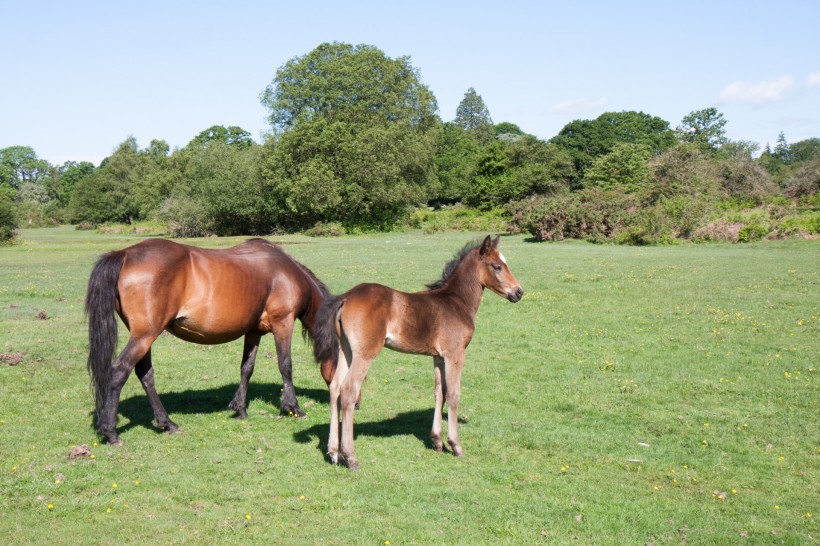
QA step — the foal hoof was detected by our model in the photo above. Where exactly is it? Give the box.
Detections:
[107,436,124,447]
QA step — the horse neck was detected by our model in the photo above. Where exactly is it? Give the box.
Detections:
[437,253,484,316]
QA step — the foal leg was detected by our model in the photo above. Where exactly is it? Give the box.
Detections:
[228,332,262,419]
[444,355,465,457]
[271,320,305,417]
[134,349,180,434]
[97,335,155,445]
[327,341,349,466]
[340,353,375,471]
[431,356,446,452]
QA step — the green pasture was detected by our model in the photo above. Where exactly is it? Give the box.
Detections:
[1,227,817,544]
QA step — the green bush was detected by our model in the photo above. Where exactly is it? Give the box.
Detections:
[408,204,509,234]
[738,224,769,242]
[304,221,346,237]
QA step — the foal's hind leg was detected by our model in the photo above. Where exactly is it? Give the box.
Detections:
[228,332,262,419]
[443,354,466,457]
[431,356,446,452]
[135,349,180,434]
[97,335,155,445]
[327,342,350,466]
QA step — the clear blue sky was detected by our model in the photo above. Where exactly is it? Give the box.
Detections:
[2,1,818,166]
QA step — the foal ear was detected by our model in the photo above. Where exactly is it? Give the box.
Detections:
[492,235,500,248]
[479,235,493,256]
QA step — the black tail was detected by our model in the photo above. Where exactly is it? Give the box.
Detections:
[85,250,126,418]
[313,294,344,366]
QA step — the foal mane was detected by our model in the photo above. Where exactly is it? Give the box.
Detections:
[425,239,483,290]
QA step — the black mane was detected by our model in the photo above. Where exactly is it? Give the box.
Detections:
[426,240,483,290]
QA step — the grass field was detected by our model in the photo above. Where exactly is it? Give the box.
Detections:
[1,227,817,544]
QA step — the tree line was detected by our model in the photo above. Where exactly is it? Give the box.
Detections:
[2,41,818,244]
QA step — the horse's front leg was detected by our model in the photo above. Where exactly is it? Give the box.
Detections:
[228,332,262,419]
[444,354,465,457]
[271,320,305,417]
[431,356,446,452]
[135,349,180,434]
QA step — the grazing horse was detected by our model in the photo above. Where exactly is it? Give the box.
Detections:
[85,238,337,445]
[313,235,523,470]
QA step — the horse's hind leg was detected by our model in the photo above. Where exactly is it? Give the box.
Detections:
[135,349,180,434]
[98,336,154,445]
[228,332,262,419]
[327,342,349,466]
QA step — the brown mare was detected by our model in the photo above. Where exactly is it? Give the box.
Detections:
[85,238,337,445]
[313,235,523,470]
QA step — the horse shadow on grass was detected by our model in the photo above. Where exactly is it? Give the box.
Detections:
[292,408,439,458]
[113,381,329,436]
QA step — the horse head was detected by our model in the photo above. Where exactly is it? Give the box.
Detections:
[477,235,523,303]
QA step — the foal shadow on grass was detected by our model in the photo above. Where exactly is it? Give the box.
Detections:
[113,382,329,436]
[293,409,437,459]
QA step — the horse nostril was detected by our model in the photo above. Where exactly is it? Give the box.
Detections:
[515,287,523,299]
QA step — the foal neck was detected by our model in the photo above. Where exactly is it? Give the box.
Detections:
[436,252,484,313]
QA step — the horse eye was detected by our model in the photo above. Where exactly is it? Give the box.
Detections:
[492,263,502,272]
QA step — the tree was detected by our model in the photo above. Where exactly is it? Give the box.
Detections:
[774,132,791,163]
[0,187,18,243]
[259,42,440,229]
[582,143,652,193]
[58,161,95,206]
[433,122,481,203]
[261,42,438,131]
[189,125,254,149]
[0,146,51,190]
[551,111,677,185]
[789,138,820,163]
[675,108,728,152]
[464,136,574,209]
[454,87,494,145]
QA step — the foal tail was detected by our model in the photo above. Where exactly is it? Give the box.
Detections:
[313,294,344,374]
[85,250,126,417]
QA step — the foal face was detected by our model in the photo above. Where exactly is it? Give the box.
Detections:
[478,236,524,303]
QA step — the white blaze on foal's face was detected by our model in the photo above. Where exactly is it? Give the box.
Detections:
[498,252,507,265]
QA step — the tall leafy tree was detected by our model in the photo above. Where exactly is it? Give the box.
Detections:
[454,87,494,145]
[189,125,254,149]
[0,146,51,190]
[551,111,677,185]
[260,42,440,229]
[675,108,728,152]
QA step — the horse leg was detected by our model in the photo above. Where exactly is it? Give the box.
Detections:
[431,356,446,452]
[327,337,350,465]
[228,332,262,419]
[271,320,304,417]
[97,336,154,445]
[134,349,180,434]
[340,351,374,471]
[444,355,465,457]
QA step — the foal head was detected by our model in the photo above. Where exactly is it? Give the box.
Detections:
[476,235,524,303]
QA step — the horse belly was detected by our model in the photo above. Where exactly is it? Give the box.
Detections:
[166,308,252,345]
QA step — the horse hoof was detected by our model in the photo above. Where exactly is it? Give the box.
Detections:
[433,441,444,452]
[328,452,339,465]
[281,406,306,418]
[107,437,123,446]
[346,458,360,471]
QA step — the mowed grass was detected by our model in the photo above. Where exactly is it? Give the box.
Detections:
[0,226,817,544]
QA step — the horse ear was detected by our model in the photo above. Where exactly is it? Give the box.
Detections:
[493,235,500,248]
[479,235,493,256]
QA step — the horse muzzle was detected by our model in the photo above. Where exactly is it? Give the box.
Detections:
[507,287,524,303]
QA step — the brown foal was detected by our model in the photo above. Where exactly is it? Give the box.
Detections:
[314,235,523,469]
[85,238,336,445]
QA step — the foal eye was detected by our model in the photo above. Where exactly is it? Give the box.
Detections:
[491,263,502,272]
